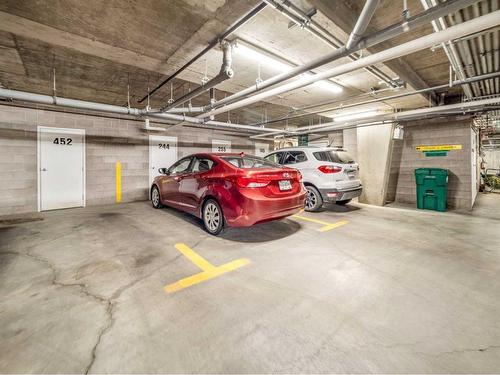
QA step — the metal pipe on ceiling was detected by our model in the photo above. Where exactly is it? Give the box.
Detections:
[199,10,500,120]
[346,0,380,50]
[0,88,286,134]
[163,106,205,113]
[262,0,395,87]
[137,2,267,104]
[296,96,500,134]
[420,0,474,98]
[250,95,500,138]
[159,41,234,112]
[255,71,500,125]
[202,0,479,113]
[282,0,394,85]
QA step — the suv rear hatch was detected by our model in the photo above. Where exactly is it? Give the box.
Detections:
[313,150,361,190]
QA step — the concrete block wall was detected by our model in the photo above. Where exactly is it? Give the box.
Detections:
[392,117,473,210]
[0,104,263,216]
[483,149,500,170]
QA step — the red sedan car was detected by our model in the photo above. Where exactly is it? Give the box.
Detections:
[151,153,306,235]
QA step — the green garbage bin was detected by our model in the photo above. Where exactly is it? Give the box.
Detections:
[415,168,448,212]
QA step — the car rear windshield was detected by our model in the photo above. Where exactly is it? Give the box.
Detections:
[222,156,280,169]
[313,150,355,164]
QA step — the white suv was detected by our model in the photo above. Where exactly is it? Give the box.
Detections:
[264,146,362,211]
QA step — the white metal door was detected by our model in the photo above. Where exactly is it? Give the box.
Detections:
[149,135,178,184]
[38,127,85,211]
[254,142,269,157]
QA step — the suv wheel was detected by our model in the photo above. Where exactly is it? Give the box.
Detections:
[151,186,163,208]
[305,185,323,212]
[203,199,224,235]
[336,199,352,205]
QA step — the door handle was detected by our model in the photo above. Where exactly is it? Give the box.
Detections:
[41,168,47,171]
[174,176,181,181]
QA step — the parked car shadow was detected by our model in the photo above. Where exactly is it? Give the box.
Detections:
[321,203,361,213]
[158,205,302,242]
[220,219,301,243]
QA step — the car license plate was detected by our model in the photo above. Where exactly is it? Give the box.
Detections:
[279,180,292,191]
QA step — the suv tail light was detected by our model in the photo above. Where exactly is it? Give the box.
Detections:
[236,177,270,188]
[318,165,342,174]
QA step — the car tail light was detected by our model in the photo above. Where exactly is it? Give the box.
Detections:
[236,177,270,188]
[297,171,303,182]
[318,165,342,174]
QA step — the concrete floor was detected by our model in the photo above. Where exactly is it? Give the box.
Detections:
[1,194,499,373]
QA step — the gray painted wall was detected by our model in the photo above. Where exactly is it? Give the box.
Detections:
[0,104,262,216]
[392,117,473,210]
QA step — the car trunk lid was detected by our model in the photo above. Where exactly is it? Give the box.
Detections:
[237,168,302,197]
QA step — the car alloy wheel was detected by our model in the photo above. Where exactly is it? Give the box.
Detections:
[151,186,162,208]
[203,199,224,235]
[305,185,323,212]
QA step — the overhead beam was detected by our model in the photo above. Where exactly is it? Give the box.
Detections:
[0,11,166,73]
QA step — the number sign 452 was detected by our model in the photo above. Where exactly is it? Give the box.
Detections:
[53,137,72,145]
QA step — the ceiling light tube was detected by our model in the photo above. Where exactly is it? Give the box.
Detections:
[332,110,379,122]
[234,40,343,93]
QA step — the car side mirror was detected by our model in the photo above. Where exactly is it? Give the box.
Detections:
[158,168,170,175]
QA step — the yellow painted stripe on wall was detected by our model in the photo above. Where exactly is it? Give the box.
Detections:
[415,144,462,151]
[115,162,122,203]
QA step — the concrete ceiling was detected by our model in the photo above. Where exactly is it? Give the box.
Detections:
[0,0,497,130]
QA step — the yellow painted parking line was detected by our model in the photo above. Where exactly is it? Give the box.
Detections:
[164,243,250,294]
[174,243,216,272]
[292,214,349,232]
[292,214,331,226]
[318,220,349,232]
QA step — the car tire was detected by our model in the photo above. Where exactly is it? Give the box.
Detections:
[151,186,163,209]
[305,185,323,212]
[336,199,352,205]
[202,199,224,235]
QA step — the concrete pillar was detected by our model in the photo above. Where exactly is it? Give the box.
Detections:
[343,128,357,160]
[356,123,394,206]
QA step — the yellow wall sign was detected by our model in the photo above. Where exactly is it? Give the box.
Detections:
[415,144,462,152]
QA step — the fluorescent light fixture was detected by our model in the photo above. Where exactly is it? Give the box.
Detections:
[235,43,291,72]
[332,110,379,122]
[234,41,343,94]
